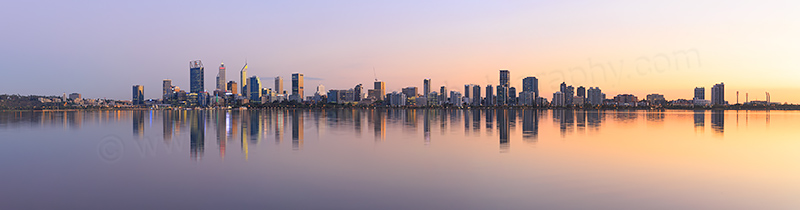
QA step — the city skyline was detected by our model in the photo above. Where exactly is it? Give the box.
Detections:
[2,1,800,103]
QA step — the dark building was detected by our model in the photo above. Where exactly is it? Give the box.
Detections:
[694,87,705,100]
[189,60,204,93]
[711,83,725,105]
[522,77,538,99]
[354,84,363,101]
[132,85,144,105]
[577,86,586,99]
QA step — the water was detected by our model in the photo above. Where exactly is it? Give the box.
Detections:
[1,109,798,209]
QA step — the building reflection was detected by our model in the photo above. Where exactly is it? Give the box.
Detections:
[240,110,249,160]
[423,109,431,145]
[133,110,145,139]
[215,110,227,159]
[522,109,539,143]
[189,111,205,161]
[163,110,174,143]
[711,110,724,134]
[371,109,386,141]
[276,109,285,144]
[291,109,304,150]
[694,110,705,133]
[497,109,509,153]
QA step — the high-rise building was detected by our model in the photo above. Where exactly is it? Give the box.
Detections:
[560,83,574,105]
[216,62,226,91]
[464,84,471,101]
[439,86,447,104]
[248,76,262,102]
[227,81,238,96]
[711,83,725,105]
[522,77,538,99]
[496,85,507,105]
[291,73,304,102]
[485,85,494,106]
[577,86,586,100]
[509,87,517,105]
[189,60,204,93]
[472,85,481,106]
[240,62,248,97]
[552,91,565,106]
[588,87,603,105]
[374,81,385,100]
[162,79,172,101]
[499,70,510,87]
[402,87,418,99]
[274,76,283,95]
[132,85,144,105]
[354,84,363,101]
[694,87,705,100]
[423,79,431,98]
[316,84,325,95]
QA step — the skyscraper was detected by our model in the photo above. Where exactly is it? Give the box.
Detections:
[240,62,248,97]
[227,81,238,96]
[694,87,705,100]
[292,73,304,102]
[499,70,510,87]
[162,79,172,101]
[423,79,431,98]
[711,83,725,105]
[522,77,538,99]
[189,60,204,93]
[485,85,494,106]
[132,85,144,105]
[439,86,447,104]
[588,87,603,105]
[216,62,226,91]
[248,76,262,102]
[577,86,586,100]
[374,81,385,100]
[464,84,471,101]
[497,85,507,105]
[472,85,481,106]
[274,76,283,95]
[354,84,363,101]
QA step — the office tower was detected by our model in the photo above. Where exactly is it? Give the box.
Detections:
[464,85,471,101]
[162,79,172,101]
[439,86,447,104]
[485,85,494,106]
[509,87,517,105]
[402,87,418,99]
[132,85,144,105]
[374,81,385,100]
[248,76,262,102]
[560,83,574,105]
[291,73,304,102]
[216,62,226,90]
[588,87,603,105]
[497,85,507,105]
[499,70,510,87]
[552,92,565,106]
[389,92,407,106]
[522,77,538,99]
[694,87,705,100]
[577,86,586,99]
[274,76,283,95]
[354,84,363,101]
[189,60,204,93]
[450,91,462,106]
[227,81,238,95]
[240,62,248,97]
[711,83,725,105]
[423,79,431,98]
[472,85,481,106]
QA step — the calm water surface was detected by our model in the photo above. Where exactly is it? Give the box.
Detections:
[1,109,799,209]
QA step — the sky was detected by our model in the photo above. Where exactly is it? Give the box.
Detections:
[2,0,800,103]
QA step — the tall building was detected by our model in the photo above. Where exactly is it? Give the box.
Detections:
[509,87,517,105]
[189,60,204,93]
[291,73,304,102]
[472,85,481,106]
[439,86,447,104]
[423,79,431,98]
[316,84,325,95]
[577,86,586,100]
[588,87,603,105]
[374,81,385,100]
[216,62,226,91]
[694,87,705,100]
[499,70,510,87]
[522,77,538,99]
[560,83,574,105]
[248,76,262,102]
[227,81,238,96]
[132,85,144,105]
[497,85,507,105]
[402,87,418,99]
[274,76,283,95]
[711,83,725,105]
[485,85,494,106]
[552,91,565,106]
[162,79,172,101]
[240,62,248,97]
[354,84,363,101]
[464,84,471,101]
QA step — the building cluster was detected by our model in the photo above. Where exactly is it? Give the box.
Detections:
[131,61,737,108]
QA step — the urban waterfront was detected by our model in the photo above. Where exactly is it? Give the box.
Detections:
[1,109,798,209]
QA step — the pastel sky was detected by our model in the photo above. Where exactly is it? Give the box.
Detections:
[2,0,799,103]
